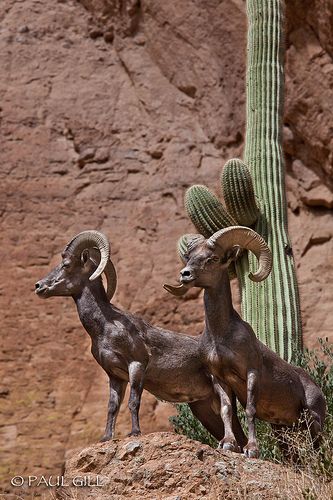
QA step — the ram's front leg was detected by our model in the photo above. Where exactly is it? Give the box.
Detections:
[100,376,127,442]
[213,377,239,452]
[243,369,259,458]
[128,361,145,436]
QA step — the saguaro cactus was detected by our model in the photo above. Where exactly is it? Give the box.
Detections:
[182,0,302,361]
[239,0,302,360]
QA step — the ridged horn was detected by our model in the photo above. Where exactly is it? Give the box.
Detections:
[64,230,110,281]
[207,226,272,282]
[104,259,117,301]
[163,283,188,297]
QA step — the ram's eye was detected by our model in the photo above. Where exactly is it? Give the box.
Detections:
[207,256,219,265]
[62,260,71,268]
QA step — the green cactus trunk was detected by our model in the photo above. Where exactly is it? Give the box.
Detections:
[238,0,302,360]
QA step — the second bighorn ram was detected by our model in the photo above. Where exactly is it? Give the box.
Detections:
[165,226,326,458]
[35,230,247,447]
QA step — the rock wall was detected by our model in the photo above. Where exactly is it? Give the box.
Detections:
[0,0,332,492]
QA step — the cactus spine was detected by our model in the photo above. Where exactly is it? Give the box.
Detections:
[237,0,302,360]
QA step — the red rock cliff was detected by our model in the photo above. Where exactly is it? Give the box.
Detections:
[0,0,332,491]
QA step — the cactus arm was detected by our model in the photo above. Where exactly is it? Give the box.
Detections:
[185,185,237,237]
[221,158,260,226]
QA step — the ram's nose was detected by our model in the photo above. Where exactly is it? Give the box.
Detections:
[180,268,195,284]
[35,281,47,295]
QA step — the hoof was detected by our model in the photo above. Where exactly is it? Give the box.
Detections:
[223,443,238,452]
[99,435,112,443]
[218,440,238,453]
[127,430,141,437]
[243,448,259,459]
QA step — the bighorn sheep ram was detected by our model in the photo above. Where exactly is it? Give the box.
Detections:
[165,226,326,458]
[35,230,247,446]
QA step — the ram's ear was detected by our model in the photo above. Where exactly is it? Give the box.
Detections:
[81,249,90,266]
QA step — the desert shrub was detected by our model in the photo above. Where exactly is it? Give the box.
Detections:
[281,338,333,480]
[170,338,333,479]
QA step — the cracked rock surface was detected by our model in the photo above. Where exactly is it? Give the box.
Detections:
[0,0,332,492]
[59,433,330,499]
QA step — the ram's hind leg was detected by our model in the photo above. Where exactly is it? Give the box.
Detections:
[101,376,127,442]
[190,396,226,443]
[231,392,247,452]
[243,369,259,458]
[303,381,326,447]
[305,407,325,449]
[128,361,145,436]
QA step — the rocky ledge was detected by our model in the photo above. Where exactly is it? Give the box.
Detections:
[57,432,329,499]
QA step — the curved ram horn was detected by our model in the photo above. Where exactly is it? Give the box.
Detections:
[64,230,110,281]
[207,226,272,282]
[163,283,188,297]
[104,259,117,301]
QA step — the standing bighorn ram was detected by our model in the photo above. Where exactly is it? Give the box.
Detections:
[35,230,247,447]
[165,226,326,458]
